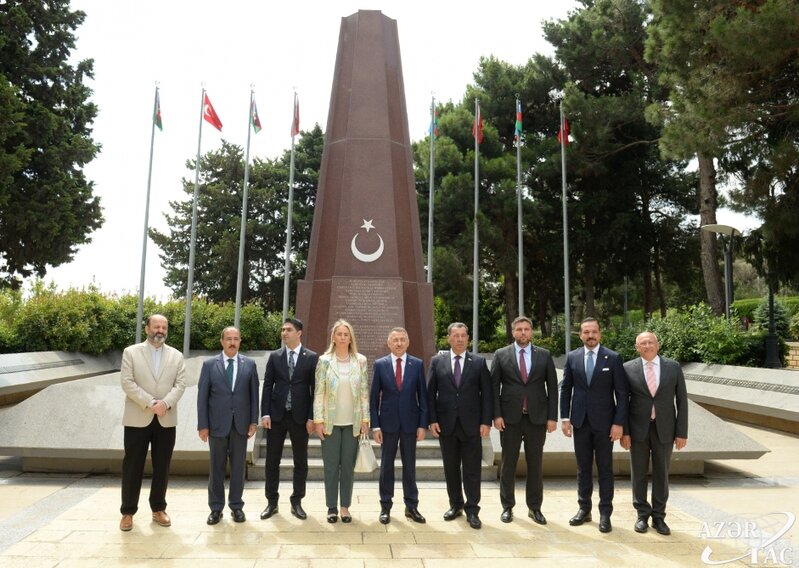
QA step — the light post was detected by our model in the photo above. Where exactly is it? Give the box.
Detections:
[700,224,740,319]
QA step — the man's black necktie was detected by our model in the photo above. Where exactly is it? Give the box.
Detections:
[226,358,234,389]
[286,350,295,411]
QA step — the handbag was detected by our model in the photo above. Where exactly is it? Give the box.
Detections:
[354,434,378,473]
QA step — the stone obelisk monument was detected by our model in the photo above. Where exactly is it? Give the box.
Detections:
[296,10,435,367]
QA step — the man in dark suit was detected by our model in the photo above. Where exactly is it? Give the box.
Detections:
[560,317,628,533]
[621,331,688,536]
[428,322,492,529]
[260,318,318,521]
[492,316,558,525]
[370,327,429,525]
[197,326,260,525]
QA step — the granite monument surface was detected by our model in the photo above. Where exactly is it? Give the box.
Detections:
[295,10,435,366]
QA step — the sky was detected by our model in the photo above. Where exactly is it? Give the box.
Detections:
[45,0,754,300]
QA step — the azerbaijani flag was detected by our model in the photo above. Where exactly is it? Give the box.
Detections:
[251,99,262,134]
[514,100,522,142]
[558,117,570,147]
[430,102,439,139]
[154,89,163,131]
[472,103,483,144]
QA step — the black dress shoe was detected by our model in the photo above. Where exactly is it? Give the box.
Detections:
[443,507,463,521]
[341,513,352,523]
[569,509,592,526]
[404,507,426,523]
[466,513,482,529]
[379,508,390,524]
[599,514,612,533]
[529,509,547,525]
[327,508,338,523]
[206,510,222,525]
[232,509,246,523]
[652,518,671,535]
[634,517,649,533]
[260,503,278,520]
[500,508,513,523]
[290,502,307,520]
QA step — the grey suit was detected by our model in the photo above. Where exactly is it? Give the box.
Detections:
[197,353,260,512]
[623,356,688,520]
[492,343,557,510]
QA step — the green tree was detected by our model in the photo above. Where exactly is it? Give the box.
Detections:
[151,126,324,310]
[543,0,697,319]
[0,0,103,287]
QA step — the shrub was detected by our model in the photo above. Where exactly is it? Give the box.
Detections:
[15,286,116,353]
[752,297,791,339]
[0,289,22,352]
[599,325,639,361]
[790,313,799,341]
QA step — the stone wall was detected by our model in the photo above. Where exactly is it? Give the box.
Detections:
[787,341,799,369]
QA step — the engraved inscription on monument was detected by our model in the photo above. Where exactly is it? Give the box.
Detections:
[330,277,404,368]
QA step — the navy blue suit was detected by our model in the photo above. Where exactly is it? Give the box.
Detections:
[197,353,259,512]
[560,345,628,516]
[370,353,429,509]
[428,350,492,515]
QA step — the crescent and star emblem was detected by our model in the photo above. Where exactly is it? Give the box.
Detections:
[350,219,385,263]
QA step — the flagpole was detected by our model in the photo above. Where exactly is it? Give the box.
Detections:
[235,88,255,328]
[516,95,524,317]
[184,87,206,356]
[560,101,571,353]
[472,98,480,352]
[136,83,159,343]
[282,92,299,323]
[427,95,435,284]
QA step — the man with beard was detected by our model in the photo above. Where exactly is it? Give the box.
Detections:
[119,314,187,532]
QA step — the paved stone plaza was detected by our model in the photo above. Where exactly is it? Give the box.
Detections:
[0,421,796,567]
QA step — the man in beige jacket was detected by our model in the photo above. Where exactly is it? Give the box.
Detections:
[119,314,186,532]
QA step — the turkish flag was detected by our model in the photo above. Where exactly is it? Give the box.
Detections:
[203,94,223,131]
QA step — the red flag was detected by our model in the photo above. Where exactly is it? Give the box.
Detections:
[203,93,223,131]
[290,94,300,137]
[472,104,483,144]
[558,117,570,146]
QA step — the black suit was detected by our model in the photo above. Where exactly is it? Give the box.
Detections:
[492,343,557,511]
[197,353,260,512]
[428,350,492,515]
[560,345,628,516]
[261,345,318,506]
[623,356,688,520]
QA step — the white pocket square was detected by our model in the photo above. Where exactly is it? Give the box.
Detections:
[602,367,610,371]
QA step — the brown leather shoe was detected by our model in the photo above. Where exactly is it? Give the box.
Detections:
[152,510,171,527]
[119,514,133,531]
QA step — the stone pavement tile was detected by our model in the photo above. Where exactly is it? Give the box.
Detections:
[2,557,59,568]
[308,561,364,568]
[362,531,415,544]
[470,543,517,557]
[363,560,423,568]
[278,543,358,558]
[16,529,70,543]
[165,543,280,559]
[390,543,481,559]
[253,561,308,568]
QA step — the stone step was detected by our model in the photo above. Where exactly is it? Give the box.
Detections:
[254,436,445,461]
[249,427,495,482]
[247,456,496,482]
